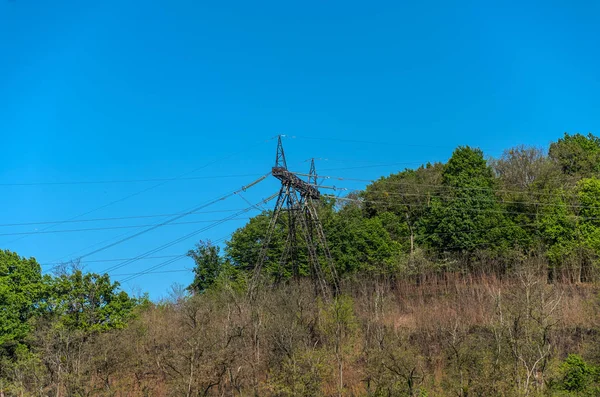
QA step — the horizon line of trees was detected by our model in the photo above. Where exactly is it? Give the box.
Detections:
[188,132,600,292]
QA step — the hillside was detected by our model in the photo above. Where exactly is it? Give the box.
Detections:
[3,133,600,395]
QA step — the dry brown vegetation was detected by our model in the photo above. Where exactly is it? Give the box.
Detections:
[5,262,600,397]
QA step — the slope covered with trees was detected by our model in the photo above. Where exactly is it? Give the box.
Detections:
[3,133,600,396]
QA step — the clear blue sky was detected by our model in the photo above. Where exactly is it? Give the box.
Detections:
[1,0,599,299]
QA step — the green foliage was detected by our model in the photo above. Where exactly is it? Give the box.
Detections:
[188,240,227,293]
[551,354,600,396]
[577,178,600,254]
[363,163,443,255]
[422,146,510,253]
[549,133,600,178]
[226,212,288,277]
[269,349,332,397]
[214,133,600,283]
[539,194,578,264]
[46,269,138,332]
[561,354,593,392]
[442,146,494,187]
[318,295,358,341]
[8,132,600,395]
[0,250,45,350]
[328,205,403,275]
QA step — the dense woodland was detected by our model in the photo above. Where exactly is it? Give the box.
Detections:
[3,133,600,396]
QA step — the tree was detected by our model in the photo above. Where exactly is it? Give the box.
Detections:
[318,295,357,397]
[225,212,287,278]
[363,163,443,254]
[188,241,226,293]
[327,204,402,275]
[576,178,600,251]
[549,133,600,179]
[492,145,551,190]
[574,178,600,281]
[422,146,510,254]
[0,250,45,352]
[557,354,596,393]
[45,269,138,332]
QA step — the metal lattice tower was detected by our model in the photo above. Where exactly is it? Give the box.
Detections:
[251,137,339,298]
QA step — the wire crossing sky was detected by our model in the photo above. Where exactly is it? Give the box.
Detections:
[1,0,599,299]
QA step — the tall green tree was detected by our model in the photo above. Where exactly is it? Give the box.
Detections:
[422,146,512,254]
[188,241,227,293]
[575,178,600,280]
[0,250,45,351]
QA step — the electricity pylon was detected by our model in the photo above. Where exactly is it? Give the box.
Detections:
[250,136,339,298]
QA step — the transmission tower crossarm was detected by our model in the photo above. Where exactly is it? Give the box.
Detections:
[272,168,320,199]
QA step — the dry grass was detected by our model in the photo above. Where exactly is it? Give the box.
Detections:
[6,273,600,396]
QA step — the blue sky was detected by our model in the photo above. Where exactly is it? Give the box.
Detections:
[1,0,599,299]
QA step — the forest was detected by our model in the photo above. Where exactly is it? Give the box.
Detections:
[3,132,600,396]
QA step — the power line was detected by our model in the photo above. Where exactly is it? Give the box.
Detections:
[0,209,248,228]
[111,268,192,277]
[5,165,581,231]
[108,187,594,283]
[50,229,142,264]
[6,175,593,232]
[43,187,598,271]
[74,174,270,261]
[118,235,232,283]
[119,256,188,283]
[0,173,265,187]
[316,174,585,200]
[108,233,233,282]
[327,195,599,219]
[41,254,183,267]
[317,162,431,172]
[331,187,600,212]
[4,136,275,245]
[0,217,252,237]
[113,196,277,281]
[114,220,543,284]
[101,192,278,274]
[105,189,599,284]
[292,135,481,151]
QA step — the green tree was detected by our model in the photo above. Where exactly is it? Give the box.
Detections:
[327,204,402,275]
[577,178,600,249]
[225,211,287,278]
[575,178,600,281]
[560,354,594,393]
[422,147,511,254]
[0,250,45,351]
[549,133,600,179]
[363,163,443,254]
[45,269,137,332]
[188,240,226,293]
